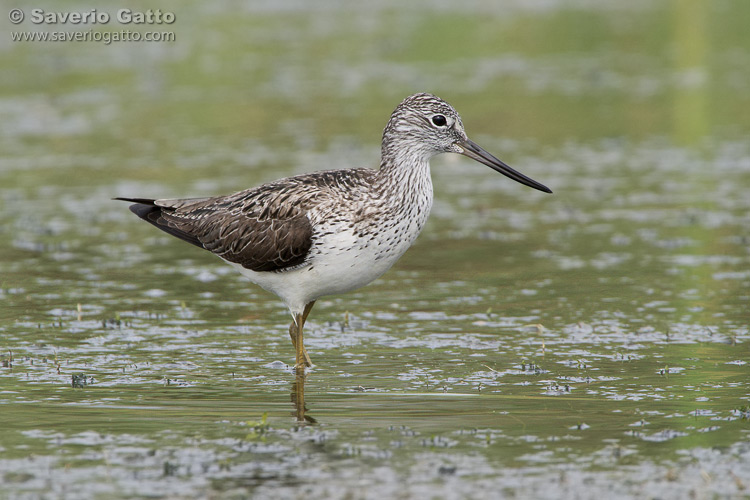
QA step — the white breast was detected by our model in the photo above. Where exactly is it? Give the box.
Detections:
[233,160,434,316]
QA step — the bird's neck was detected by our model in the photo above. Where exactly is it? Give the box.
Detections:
[378,131,434,177]
[374,137,434,219]
[377,142,431,186]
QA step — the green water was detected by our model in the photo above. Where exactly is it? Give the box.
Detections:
[1,1,749,498]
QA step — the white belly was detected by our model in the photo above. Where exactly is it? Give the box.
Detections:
[230,225,412,315]
[231,162,434,316]
[231,199,431,315]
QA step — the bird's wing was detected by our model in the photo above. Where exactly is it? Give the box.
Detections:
[117,189,315,273]
[117,168,378,273]
[167,201,314,273]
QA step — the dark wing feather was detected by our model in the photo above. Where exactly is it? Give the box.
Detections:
[115,198,205,249]
[116,168,377,273]
[114,195,313,273]
[165,207,313,272]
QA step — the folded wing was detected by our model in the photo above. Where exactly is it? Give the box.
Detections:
[116,195,313,273]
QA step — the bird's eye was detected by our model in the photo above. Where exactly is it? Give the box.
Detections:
[431,114,447,127]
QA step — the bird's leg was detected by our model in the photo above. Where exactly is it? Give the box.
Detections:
[300,300,316,328]
[294,313,306,372]
[296,301,316,369]
[288,321,313,369]
[288,318,308,369]
[289,301,316,370]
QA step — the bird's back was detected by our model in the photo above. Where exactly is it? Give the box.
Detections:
[118,167,380,273]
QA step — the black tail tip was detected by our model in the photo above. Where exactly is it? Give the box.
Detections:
[113,197,156,205]
[114,197,160,219]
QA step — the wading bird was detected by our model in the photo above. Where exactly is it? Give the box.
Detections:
[117,93,551,372]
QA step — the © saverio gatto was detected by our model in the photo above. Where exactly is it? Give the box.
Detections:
[26,8,176,25]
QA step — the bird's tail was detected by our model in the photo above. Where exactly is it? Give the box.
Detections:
[113,197,204,248]
[113,197,159,219]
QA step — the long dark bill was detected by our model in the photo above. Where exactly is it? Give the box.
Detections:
[458,138,552,194]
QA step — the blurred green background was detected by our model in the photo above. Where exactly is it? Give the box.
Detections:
[1,1,748,499]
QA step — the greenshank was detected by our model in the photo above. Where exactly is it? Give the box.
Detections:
[117,93,551,371]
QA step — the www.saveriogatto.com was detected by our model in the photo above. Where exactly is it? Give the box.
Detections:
[8,8,176,44]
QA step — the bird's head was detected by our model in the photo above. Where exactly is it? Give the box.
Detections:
[383,93,552,193]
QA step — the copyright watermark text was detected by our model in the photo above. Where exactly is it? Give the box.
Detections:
[9,8,175,25]
[9,8,176,44]
[11,29,175,44]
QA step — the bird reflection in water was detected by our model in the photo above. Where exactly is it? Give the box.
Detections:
[291,372,316,424]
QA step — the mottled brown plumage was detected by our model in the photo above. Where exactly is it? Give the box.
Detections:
[116,169,381,272]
